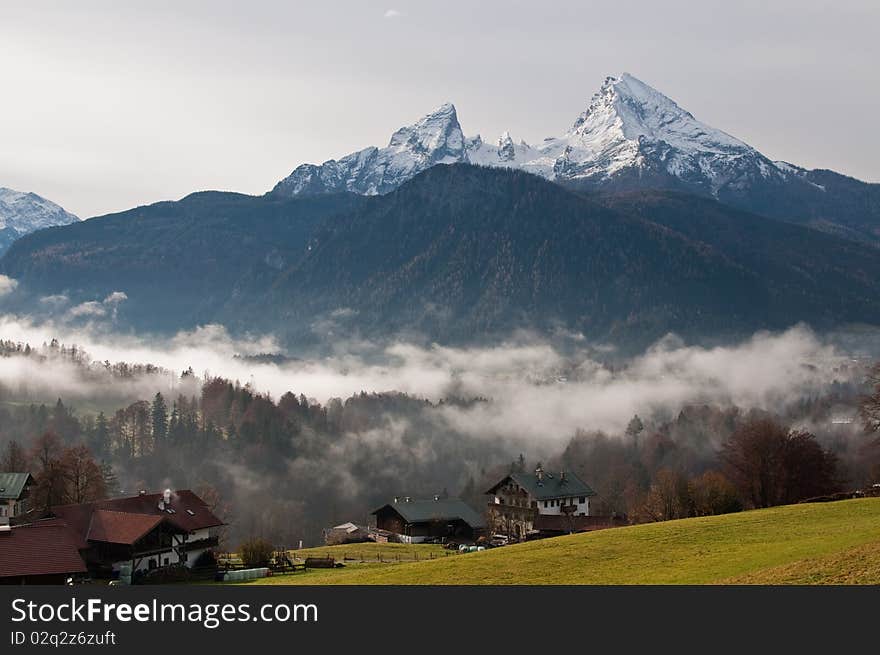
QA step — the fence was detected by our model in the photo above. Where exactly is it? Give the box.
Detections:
[217,548,459,571]
[288,549,455,563]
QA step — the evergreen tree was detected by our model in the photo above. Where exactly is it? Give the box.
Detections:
[90,412,111,458]
[625,414,645,443]
[100,461,119,497]
[151,392,169,444]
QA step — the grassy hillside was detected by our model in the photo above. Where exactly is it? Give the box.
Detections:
[243,498,880,585]
[285,542,448,562]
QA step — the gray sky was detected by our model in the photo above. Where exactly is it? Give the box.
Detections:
[1,0,877,218]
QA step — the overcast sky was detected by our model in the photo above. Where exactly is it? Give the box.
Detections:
[1,0,877,218]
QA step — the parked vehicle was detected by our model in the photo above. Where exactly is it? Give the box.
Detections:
[489,534,510,547]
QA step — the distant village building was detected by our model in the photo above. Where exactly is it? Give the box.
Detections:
[372,496,486,543]
[0,472,35,519]
[486,466,623,540]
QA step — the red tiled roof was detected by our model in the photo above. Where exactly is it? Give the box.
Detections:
[52,489,224,546]
[87,510,165,545]
[0,520,87,579]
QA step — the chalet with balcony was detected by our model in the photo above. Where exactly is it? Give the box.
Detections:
[486,466,622,540]
[48,488,224,579]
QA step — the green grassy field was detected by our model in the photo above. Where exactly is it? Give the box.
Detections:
[238,498,880,585]
[287,542,450,562]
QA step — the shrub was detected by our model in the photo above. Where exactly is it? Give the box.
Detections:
[238,538,275,568]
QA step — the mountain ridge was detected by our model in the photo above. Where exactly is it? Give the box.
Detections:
[271,73,880,246]
[0,187,79,255]
[6,164,880,348]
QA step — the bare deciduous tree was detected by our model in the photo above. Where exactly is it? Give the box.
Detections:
[721,418,838,508]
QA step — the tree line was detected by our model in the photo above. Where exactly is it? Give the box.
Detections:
[1,346,878,545]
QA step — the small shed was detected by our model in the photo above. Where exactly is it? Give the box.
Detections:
[323,522,370,545]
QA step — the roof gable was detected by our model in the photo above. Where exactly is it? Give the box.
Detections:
[87,510,170,545]
[51,489,224,545]
[0,520,87,579]
[487,471,596,501]
[0,472,34,500]
[372,498,486,528]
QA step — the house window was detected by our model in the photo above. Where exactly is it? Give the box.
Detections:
[0,505,7,517]
[579,497,586,503]
[544,501,548,508]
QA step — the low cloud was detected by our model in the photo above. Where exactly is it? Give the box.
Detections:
[39,294,70,307]
[1,314,872,546]
[66,290,127,321]
[383,9,402,19]
[103,291,128,305]
[0,314,866,447]
[68,301,107,318]
[0,275,18,297]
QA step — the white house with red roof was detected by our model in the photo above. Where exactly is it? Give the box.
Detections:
[48,488,224,579]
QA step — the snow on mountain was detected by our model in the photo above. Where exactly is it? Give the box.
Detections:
[465,132,546,173]
[0,187,79,255]
[271,73,813,199]
[272,102,468,196]
[541,73,766,184]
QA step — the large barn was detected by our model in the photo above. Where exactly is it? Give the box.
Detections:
[372,497,486,544]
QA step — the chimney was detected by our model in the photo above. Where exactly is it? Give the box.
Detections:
[535,465,544,486]
[560,471,567,484]
[163,489,172,505]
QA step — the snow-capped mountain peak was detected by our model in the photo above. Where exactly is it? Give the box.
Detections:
[271,102,467,197]
[272,73,789,198]
[577,73,751,149]
[0,187,80,255]
[546,73,803,197]
[386,102,463,155]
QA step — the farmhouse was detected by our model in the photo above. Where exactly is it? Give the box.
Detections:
[48,488,224,579]
[372,496,486,543]
[0,472,35,520]
[0,519,87,585]
[486,466,622,540]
